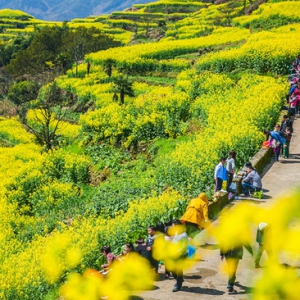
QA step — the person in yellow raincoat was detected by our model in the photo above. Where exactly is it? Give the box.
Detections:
[180,193,210,238]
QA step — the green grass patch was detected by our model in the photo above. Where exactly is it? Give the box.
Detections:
[150,135,193,158]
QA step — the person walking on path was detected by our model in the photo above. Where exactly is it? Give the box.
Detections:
[255,222,272,268]
[214,157,227,191]
[170,219,189,292]
[180,192,210,238]
[220,242,253,293]
[226,150,236,192]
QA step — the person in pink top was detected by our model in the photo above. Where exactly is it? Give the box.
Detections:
[293,82,300,117]
[100,245,115,274]
[289,91,299,120]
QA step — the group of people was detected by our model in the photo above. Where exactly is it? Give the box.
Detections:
[99,187,272,295]
[99,219,190,292]
[264,117,293,161]
[214,150,236,193]
[214,150,263,198]
[264,57,297,162]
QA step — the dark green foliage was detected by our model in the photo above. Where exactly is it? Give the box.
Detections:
[0,34,33,66]
[7,80,40,106]
[6,25,121,80]
[25,81,73,151]
[90,178,153,218]
[85,143,132,174]
[84,144,156,218]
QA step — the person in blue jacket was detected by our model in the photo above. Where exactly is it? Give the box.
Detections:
[214,157,227,191]
[264,125,286,161]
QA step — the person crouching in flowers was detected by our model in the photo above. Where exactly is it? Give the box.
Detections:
[264,127,286,162]
[100,246,115,275]
[180,192,210,239]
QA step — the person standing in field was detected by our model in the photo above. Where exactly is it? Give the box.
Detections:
[100,246,116,274]
[282,127,292,159]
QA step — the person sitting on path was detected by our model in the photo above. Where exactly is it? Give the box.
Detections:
[241,162,262,197]
[180,192,210,238]
[214,157,227,191]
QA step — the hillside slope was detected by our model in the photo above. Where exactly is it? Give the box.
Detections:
[0,0,152,20]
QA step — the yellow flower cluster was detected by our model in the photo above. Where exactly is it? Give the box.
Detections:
[196,26,300,73]
[0,189,182,299]
[0,117,34,144]
[233,1,300,27]
[61,253,154,300]
[86,27,250,71]
[80,85,191,146]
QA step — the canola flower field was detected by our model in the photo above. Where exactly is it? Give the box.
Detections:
[1,0,300,299]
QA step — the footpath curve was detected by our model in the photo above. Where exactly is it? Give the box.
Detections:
[136,116,300,300]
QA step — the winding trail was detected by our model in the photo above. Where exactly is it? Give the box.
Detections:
[135,114,300,300]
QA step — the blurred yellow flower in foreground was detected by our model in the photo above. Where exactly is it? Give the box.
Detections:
[153,226,196,272]
[61,253,155,300]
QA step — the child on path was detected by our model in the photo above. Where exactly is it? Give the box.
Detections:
[283,127,292,159]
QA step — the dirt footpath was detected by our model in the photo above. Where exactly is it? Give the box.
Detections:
[135,116,300,300]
